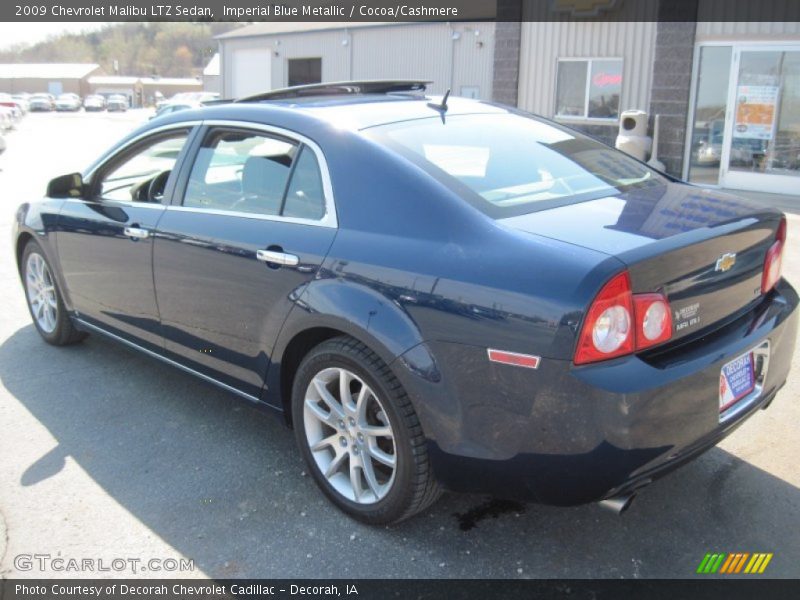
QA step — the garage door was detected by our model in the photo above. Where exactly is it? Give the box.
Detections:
[232,48,271,98]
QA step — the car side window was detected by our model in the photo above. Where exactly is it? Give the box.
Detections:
[97,131,189,203]
[282,146,326,220]
[183,130,298,216]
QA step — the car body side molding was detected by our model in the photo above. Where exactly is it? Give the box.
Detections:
[75,317,280,410]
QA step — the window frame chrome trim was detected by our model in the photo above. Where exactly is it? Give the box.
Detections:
[79,118,339,229]
[175,119,338,229]
[82,120,203,184]
[62,197,168,210]
[80,121,202,210]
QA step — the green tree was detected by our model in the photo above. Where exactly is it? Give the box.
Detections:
[0,22,238,77]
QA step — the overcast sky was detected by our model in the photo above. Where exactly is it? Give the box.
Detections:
[0,23,108,51]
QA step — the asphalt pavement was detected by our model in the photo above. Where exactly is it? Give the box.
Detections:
[0,111,799,579]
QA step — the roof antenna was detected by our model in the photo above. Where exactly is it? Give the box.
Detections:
[427,88,450,123]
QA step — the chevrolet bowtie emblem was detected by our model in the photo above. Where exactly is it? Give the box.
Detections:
[715,253,737,272]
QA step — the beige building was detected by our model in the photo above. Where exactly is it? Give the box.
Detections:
[87,75,140,105]
[87,75,203,107]
[0,65,202,108]
[0,63,102,96]
[140,77,204,106]
[203,53,220,94]
[216,22,495,101]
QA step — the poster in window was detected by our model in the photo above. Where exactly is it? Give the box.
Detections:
[733,85,779,140]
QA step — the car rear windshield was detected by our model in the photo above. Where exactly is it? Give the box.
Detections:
[365,112,666,218]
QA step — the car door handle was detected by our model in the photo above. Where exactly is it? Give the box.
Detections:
[256,249,299,267]
[123,226,150,239]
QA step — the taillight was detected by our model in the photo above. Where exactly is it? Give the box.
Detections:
[574,272,635,365]
[762,217,787,294]
[633,293,672,349]
[575,271,673,365]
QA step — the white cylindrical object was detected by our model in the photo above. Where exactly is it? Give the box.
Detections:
[615,109,651,161]
[619,109,648,137]
[616,135,651,161]
[647,114,666,171]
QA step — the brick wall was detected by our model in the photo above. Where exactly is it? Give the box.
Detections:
[491,0,522,107]
[648,11,698,177]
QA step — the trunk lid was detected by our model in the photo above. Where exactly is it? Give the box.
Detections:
[501,183,784,342]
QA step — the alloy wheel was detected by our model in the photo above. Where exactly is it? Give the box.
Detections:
[303,367,397,504]
[25,252,58,334]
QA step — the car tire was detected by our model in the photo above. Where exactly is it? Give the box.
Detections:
[292,336,442,524]
[21,240,87,346]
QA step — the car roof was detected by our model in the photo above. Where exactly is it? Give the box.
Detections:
[274,94,508,129]
[161,94,509,132]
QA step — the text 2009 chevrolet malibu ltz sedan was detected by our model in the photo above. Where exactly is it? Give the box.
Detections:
[13,81,797,524]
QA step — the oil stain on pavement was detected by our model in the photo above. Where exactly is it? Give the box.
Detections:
[454,498,526,531]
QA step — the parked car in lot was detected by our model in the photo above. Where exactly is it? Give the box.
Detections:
[11,94,30,113]
[692,120,758,167]
[0,95,24,122]
[3,104,22,123]
[28,93,54,112]
[83,95,107,112]
[106,94,128,112]
[0,107,15,131]
[55,93,82,112]
[13,81,797,524]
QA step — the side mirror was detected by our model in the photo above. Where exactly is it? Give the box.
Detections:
[47,172,84,198]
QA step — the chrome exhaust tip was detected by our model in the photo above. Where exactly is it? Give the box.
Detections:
[598,493,636,515]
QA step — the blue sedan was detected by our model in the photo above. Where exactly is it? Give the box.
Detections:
[13,81,798,524]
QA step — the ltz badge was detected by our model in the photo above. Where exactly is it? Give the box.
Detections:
[674,302,701,332]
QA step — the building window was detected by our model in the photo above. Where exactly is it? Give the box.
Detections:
[288,58,322,87]
[555,58,623,120]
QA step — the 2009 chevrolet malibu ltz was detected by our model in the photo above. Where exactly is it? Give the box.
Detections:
[13,81,798,524]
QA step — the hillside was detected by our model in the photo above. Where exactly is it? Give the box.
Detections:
[0,22,240,77]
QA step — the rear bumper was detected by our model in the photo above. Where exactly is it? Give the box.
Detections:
[416,279,798,505]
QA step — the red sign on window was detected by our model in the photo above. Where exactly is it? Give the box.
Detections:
[592,72,622,87]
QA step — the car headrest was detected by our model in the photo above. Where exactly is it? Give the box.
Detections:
[241,155,289,199]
